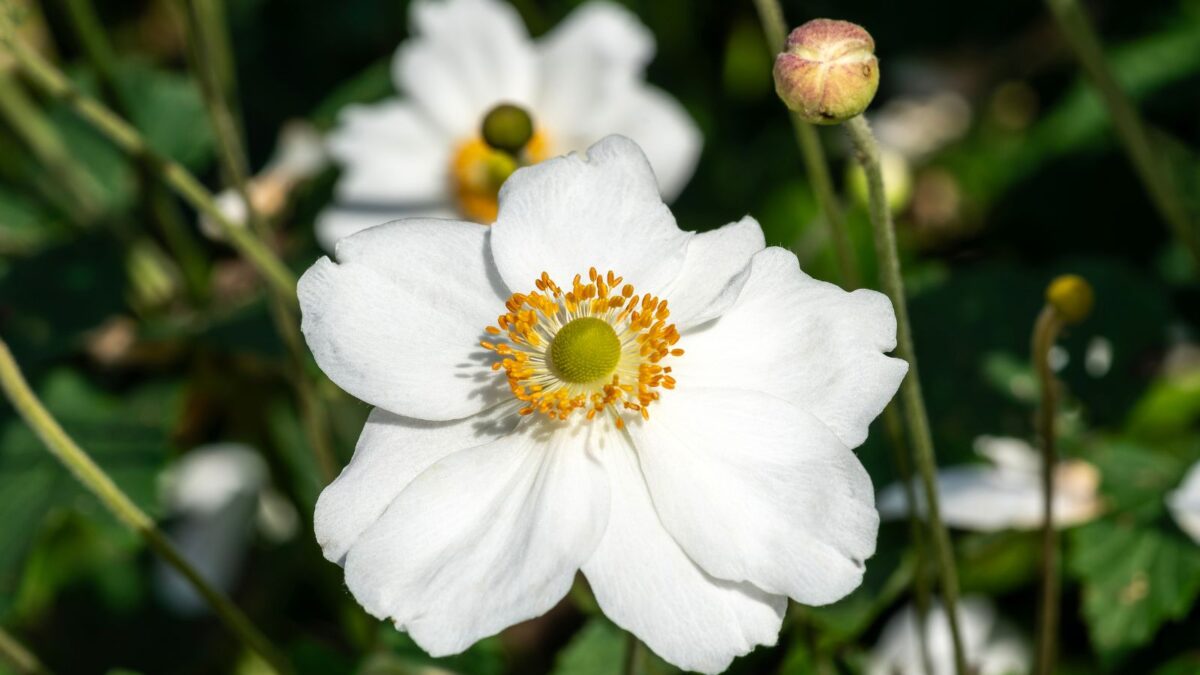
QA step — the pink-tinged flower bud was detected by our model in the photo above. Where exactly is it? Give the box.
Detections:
[773,19,880,125]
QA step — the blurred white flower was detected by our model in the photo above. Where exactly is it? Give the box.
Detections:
[155,443,297,615]
[1168,461,1200,544]
[200,121,328,240]
[315,0,701,251]
[299,136,906,674]
[877,436,1101,531]
[871,92,971,161]
[869,596,1030,675]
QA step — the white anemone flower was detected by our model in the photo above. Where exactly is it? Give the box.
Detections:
[877,436,1101,532]
[1168,461,1200,544]
[299,136,907,674]
[868,596,1030,675]
[315,0,701,251]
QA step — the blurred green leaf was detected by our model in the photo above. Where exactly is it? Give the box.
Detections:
[551,619,624,675]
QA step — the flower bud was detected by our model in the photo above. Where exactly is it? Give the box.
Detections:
[773,19,879,125]
[481,103,534,154]
[1045,274,1094,324]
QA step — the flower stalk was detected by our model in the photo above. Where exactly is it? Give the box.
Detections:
[176,0,338,481]
[0,627,51,675]
[1032,274,1093,675]
[752,0,858,287]
[844,114,968,675]
[1044,0,1200,269]
[0,22,298,303]
[0,337,292,675]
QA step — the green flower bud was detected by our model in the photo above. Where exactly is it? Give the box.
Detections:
[1045,274,1094,324]
[481,103,534,155]
[773,19,880,125]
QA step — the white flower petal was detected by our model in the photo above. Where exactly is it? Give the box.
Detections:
[660,216,764,329]
[298,219,509,420]
[314,205,457,252]
[604,85,702,201]
[342,419,608,656]
[628,387,878,605]
[393,0,537,137]
[491,135,690,294]
[535,2,653,140]
[869,597,1030,675]
[582,430,785,674]
[877,466,1044,532]
[326,100,451,204]
[1167,460,1200,544]
[314,404,520,565]
[676,248,908,448]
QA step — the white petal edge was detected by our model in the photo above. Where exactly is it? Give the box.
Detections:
[314,205,457,253]
[326,100,452,204]
[314,404,520,565]
[491,135,691,296]
[393,0,537,137]
[868,597,1030,675]
[676,247,908,448]
[659,216,764,329]
[582,429,785,674]
[298,219,509,420]
[1168,460,1200,544]
[604,85,702,201]
[628,387,878,605]
[342,418,609,656]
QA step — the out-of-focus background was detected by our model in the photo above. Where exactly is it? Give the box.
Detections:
[1,0,1199,673]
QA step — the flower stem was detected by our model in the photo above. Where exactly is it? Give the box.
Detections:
[176,0,338,481]
[0,338,293,675]
[844,114,968,675]
[1032,305,1063,675]
[622,632,643,675]
[1044,0,1200,269]
[751,0,859,287]
[0,627,51,675]
[0,23,298,304]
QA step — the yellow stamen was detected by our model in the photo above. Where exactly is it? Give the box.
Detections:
[449,131,551,223]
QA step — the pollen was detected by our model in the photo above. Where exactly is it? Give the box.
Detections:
[480,268,682,425]
[449,131,551,223]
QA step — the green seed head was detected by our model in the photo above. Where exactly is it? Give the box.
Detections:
[550,317,621,384]
[481,103,535,155]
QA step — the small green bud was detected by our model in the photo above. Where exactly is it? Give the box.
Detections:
[481,103,534,154]
[773,19,880,125]
[1045,274,1094,324]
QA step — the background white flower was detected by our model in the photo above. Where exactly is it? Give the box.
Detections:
[154,444,297,615]
[868,596,1030,675]
[1168,460,1200,544]
[877,436,1102,532]
[315,0,701,251]
[298,135,907,673]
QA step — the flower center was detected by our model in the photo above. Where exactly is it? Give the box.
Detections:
[449,132,551,224]
[550,317,621,383]
[480,268,682,426]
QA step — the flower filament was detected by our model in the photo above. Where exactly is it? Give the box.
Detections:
[481,268,682,426]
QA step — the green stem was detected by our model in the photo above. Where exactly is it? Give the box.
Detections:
[1045,0,1200,268]
[0,338,292,675]
[844,114,968,675]
[751,0,858,287]
[622,632,643,675]
[61,0,211,302]
[178,0,338,480]
[0,627,51,675]
[1032,306,1063,675]
[0,27,297,303]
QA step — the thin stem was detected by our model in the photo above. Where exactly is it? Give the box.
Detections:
[751,0,859,287]
[1045,0,1200,268]
[0,26,298,304]
[844,114,968,675]
[0,627,51,675]
[1032,306,1063,675]
[177,0,338,480]
[0,338,292,675]
[622,632,643,675]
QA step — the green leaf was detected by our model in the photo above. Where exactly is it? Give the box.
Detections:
[1069,519,1200,655]
[551,619,625,675]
